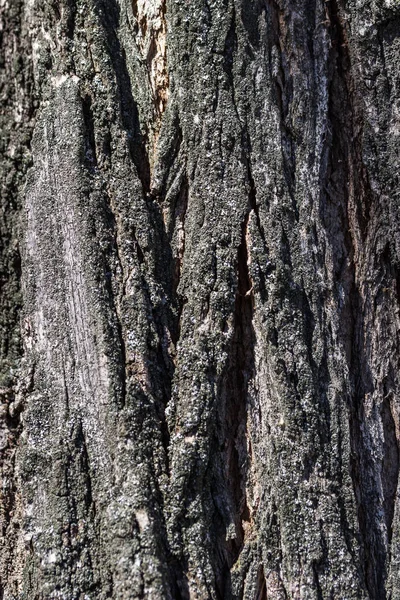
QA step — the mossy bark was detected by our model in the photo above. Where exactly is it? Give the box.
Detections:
[1,0,400,598]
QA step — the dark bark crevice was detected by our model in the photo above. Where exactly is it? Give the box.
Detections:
[246,155,267,247]
[215,206,255,594]
[255,564,267,600]
[154,113,183,200]
[64,0,77,41]
[55,419,103,596]
[381,392,399,545]
[0,360,34,590]
[81,93,98,169]
[222,7,237,88]
[79,1,180,463]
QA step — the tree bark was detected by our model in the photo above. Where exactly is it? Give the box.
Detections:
[1,0,400,598]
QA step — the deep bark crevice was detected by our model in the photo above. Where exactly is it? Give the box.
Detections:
[255,564,267,600]
[222,7,237,87]
[155,114,183,200]
[216,207,255,593]
[64,0,77,41]
[327,0,371,240]
[381,393,399,544]
[81,93,98,169]
[58,419,101,595]
[246,156,267,246]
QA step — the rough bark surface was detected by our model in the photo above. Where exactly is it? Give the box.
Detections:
[1,0,400,598]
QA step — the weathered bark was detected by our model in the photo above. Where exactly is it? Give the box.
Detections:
[1,0,400,598]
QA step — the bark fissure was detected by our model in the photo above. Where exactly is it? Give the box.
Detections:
[218,208,255,589]
[381,393,400,544]
[247,157,267,247]
[171,175,188,347]
[255,564,267,600]
[81,93,98,169]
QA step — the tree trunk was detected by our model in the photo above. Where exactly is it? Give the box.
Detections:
[1,0,400,598]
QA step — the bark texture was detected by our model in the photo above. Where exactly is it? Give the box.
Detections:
[1,0,400,598]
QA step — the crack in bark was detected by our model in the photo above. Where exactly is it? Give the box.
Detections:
[381,391,400,545]
[216,205,255,595]
[255,564,267,600]
[63,0,77,42]
[81,93,98,170]
[56,419,104,596]
[222,7,237,86]
[246,156,267,248]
